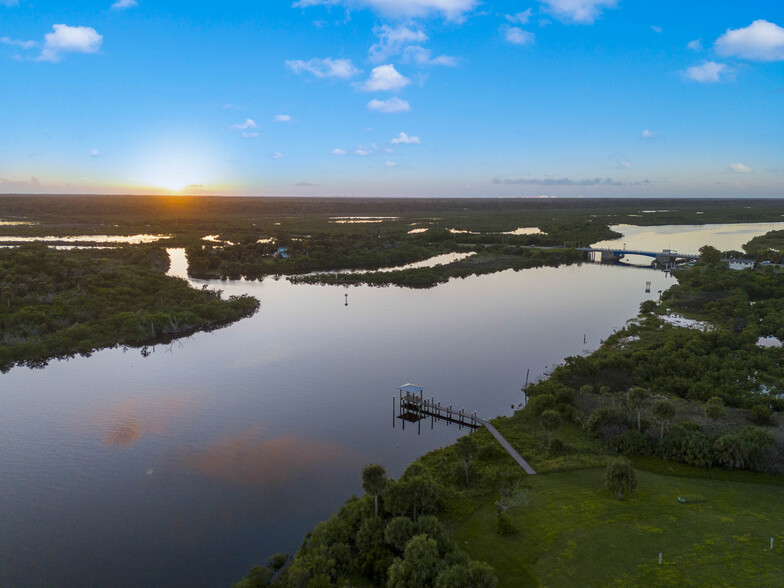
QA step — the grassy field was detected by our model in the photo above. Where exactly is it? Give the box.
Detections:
[454,465,784,587]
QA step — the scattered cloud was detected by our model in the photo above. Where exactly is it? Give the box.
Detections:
[619,160,632,168]
[369,25,426,61]
[367,25,457,66]
[0,36,37,50]
[355,64,411,92]
[492,177,650,186]
[231,118,257,130]
[292,0,480,22]
[386,160,396,167]
[295,182,317,187]
[730,162,752,173]
[355,147,372,156]
[715,20,784,62]
[111,0,138,10]
[650,25,662,34]
[285,57,359,79]
[684,61,730,83]
[405,46,457,66]
[274,114,293,122]
[687,39,702,51]
[641,129,656,139]
[90,149,101,157]
[331,148,347,155]
[368,97,411,113]
[538,0,617,25]
[391,131,420,144]
[38,24,103,62]
[222,103,241,110]
[505,10,533,25]
[272,152,284,159]
[502,26,535,45]
[242,132,259,138]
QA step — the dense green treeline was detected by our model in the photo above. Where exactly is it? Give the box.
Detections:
[290,247,585,289]
[185,233,455,280]
[0,244,258,372]
[235,463,499,588]
[743,229,784,264]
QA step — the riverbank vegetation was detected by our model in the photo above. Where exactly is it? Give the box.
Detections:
[0,244,258,372]
[240,241,784,586]
[289,247,585,289]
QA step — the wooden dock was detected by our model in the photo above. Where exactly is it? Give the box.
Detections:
[395,384,536,475]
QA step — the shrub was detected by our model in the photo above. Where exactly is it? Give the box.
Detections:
[605,458,638,500]
[586,408,629,439]
[495,512,516,536]
[751,404,772,426]
[527,393,556,416]
[548,438,572,457]
[606,429,653,456]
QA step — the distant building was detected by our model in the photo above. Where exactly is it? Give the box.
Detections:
[728,259,755,271]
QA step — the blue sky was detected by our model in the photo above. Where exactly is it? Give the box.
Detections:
[1,0,783,197]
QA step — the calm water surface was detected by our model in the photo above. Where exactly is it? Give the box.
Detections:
[0,223,774,587]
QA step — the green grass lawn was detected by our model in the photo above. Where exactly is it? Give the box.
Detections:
[454,467,784,587]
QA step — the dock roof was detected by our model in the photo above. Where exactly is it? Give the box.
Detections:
[398,383,424,394]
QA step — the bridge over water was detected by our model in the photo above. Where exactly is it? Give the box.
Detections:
[577,247,700,266]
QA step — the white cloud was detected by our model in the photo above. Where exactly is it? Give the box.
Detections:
[272,152,284,159]
[0,36,37,49]
[274,114,293,122]
[231,118,257,130]
[285,57,359,79]
[650,25,662,34]
[386,160,397,167]
[715,20,784,62]
[687,39,702,51]
[332,148,347,155]
[90,149,101,157]
[403,45,457,66]
[355,147,372,156]
[355,64,411,92]
[111,0,138,9]
[367,97,411,113]
[731,162,752,173]
[38,24,103,62]
[538,0,617,25]
[369,24,455,66]
[619,161,632,168]
[505,10,533,25]
[369,25,427,62]
[684,61,729,83]
[641,129,656,139]
[292,0,479,21]
[222,103,241,110]
[391,131,420,144]
[242,132,260,138]
[502,26,535,45]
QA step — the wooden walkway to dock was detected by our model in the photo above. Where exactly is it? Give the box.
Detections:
[395,384,536,476]
[478,419,537,475]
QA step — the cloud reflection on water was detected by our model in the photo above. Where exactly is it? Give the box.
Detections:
[98,395,198,447]
[181,430,363,493]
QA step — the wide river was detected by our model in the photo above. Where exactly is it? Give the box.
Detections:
[1,222,782,587]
